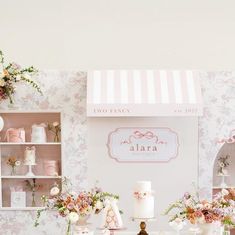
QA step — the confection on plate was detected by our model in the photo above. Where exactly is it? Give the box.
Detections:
[24,146,36,165]
[133,181,154,219]
[100,198,123,229]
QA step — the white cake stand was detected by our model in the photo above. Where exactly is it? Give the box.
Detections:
[97,227,127,235]
[217,174,229,188]
[25,164,36,176]
[131,217,156,235]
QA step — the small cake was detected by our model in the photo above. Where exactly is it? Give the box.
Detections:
[101,199,123,229]
[133,181,154,218]
[24,146,36,165]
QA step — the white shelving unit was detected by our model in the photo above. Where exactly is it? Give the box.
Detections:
[1,176,62,179]
[213,186,235,189]
[0,142,61,145]
[0,111,63,211]
[1,207,45,211]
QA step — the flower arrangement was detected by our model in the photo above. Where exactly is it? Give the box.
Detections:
[35,180,119,235]
[6,156,21,175]
[0,50,42,104]
[218,155,230,176]
[25,179,41,207]
[213,188,235,228]
[164,188,235,229]
[47,122,61,142]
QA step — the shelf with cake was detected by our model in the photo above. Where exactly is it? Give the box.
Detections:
[212,137,235,194]
[213,186,235,189]
[1,145,61,177]
[1,176,62,179]
[0,142,61,145]
[0,111,63,211]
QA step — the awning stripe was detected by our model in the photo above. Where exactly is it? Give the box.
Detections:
[87,70,203,116]
[160,70,169,104]
[173,70,183,104]
[106,70,114,104]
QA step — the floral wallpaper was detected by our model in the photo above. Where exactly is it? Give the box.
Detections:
[0,70,87,235]
[0,70,234,234]
[198,72,235,199]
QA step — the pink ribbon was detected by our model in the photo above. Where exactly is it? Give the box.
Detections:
[133,131,155,139]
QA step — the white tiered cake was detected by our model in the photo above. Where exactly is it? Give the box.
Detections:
[24,146,36,165]
[133,181,154,219]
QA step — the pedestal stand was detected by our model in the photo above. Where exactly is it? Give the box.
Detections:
[25,164,36,176]
[97,227,127,235]
[131,217,156,235]
[218,174,229,188]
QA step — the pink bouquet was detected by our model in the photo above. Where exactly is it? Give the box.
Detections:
[165,189,235,227]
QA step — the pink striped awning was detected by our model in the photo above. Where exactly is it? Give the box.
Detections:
[87,70,203,117]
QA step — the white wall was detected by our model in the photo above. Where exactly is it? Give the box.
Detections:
[88,117,198,230]
[0,0,235,70]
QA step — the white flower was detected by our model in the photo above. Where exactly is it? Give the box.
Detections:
[222,189,229,196]
[0,78,5,87]
[196,203,203,209]
[15,74,21,81]
[219,162,225,167]
[68,212,79,223]
[50,186,60,196]
[15,160,21,166]
[196,216,206,224]
[64,209,70,216]
[53,122,59,127]
[95,201,103,210]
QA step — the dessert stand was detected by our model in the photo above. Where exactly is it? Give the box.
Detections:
[131,217,156,235]
[25,163,36,176]
[97,227,127,235]
[217,174,229,188]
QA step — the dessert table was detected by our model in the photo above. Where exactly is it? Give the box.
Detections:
[85,231,201,235]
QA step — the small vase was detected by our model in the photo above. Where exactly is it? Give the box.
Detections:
[31,192,36,207]
[73,215,90,234]
[198,223,214,235]
[66,220,72,235]
[54,134,60,142]
[11,167,16,176]
[76,215,89,226]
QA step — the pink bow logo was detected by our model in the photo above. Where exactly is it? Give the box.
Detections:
[134,131,155,140]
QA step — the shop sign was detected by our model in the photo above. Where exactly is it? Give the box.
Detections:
[107,127,179,162]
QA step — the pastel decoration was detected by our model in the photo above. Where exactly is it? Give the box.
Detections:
[24,146,36,165]
[31,123,47,143]
[10,186,26,207]
[0,116,4,131]
[101,198,123,229]
[44,160,59,176]
[6,128,25,142]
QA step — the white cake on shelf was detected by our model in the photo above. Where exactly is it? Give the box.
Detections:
[24,146,36,165]
[133,181,154,219]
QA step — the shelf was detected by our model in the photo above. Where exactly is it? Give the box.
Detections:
[0,111,63,211]
[213,186,235,189]
[0,142,61,145]
[0,207,45,211]
[1,175,62,179]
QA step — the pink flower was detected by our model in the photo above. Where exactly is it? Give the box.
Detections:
[204,213,214,223]
[67,203,75,210]
[194,210,203,218]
